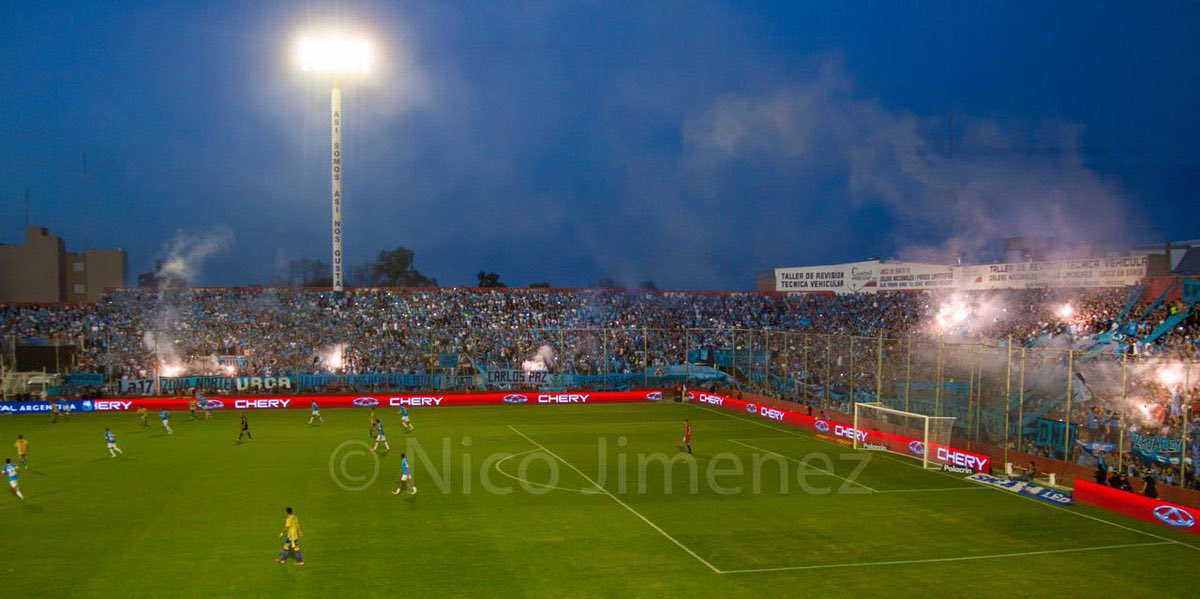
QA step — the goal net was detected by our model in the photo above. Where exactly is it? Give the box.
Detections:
[852,402,956,470]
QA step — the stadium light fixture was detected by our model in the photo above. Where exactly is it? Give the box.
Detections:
[296,33,373,75]
[294,31,374,292]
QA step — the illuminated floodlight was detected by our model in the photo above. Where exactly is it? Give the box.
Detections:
[297,33,372,75]
[294,30,376,292]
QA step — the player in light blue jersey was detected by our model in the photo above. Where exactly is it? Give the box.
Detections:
[159,409,173,434]
[104,428,124,458]
[392,453,416,495]
[308,401,323,426]
[399,406,413,432]
[370,419,390,454]
[198,394,213,419]
[4,458,23,500]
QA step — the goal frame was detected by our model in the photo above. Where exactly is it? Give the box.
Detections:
[852,402,956,470]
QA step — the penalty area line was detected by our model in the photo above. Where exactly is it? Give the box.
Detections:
[720,541,1174,574]
[697,404,1200,553]
[506,425,722,574]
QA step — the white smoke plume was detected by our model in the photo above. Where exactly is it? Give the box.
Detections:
[522,345,556,372]
[155,228,235,287]
[143,228,235,377]
[680,58,1140,265]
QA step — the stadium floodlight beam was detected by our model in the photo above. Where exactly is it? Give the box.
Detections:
[296,32,373,292]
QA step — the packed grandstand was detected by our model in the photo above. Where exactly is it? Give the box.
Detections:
[1,284,1197,490]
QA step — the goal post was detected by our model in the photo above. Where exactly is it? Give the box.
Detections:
[852,402,956,470]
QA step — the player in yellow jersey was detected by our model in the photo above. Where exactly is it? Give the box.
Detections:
[276,507,304,565]
[367,407,377,439]
[137,406,149,428]
[50,402,66,423]
[14,435,29,469]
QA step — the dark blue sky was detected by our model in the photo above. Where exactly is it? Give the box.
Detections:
[2,1,1197,289]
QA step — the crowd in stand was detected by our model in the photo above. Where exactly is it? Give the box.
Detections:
[5,286,1197,378]
[1,285,1196,488]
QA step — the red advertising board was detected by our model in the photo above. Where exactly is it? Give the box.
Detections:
[1073,480,1199,536]
[89,390,655,412]
[693,391,991,472]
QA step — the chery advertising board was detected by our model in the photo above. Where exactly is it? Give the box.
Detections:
[1074,480,1199,536]
[87,390,654,412]
[696,392,991,473]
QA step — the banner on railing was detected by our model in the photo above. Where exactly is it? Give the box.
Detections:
[485,369,551,386]
[65,372,105,387]
[295,373,437,390]
[1129,432,1194,467]
[118,376,296,395]
[1184,279,1200,304]
[438,353,460,369]
[217,355,249,368]
[1034,418,1077,454]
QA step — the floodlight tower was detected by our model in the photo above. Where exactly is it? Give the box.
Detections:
[296,33,372,292]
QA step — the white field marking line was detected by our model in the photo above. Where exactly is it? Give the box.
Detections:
[492,450,601,495]
[970,482,1200,553]
[720,541,1174,574]
[727,439,878,493]
[875,487,988,493]
[507,425,722,574]
[695,404,1200,553]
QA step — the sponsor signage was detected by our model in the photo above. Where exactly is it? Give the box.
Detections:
[877,263,957,291]
[694,393,990,472]
[960,256,1147,291]
[758,406,785,421]
[968,473,1074,506]
[775,260,879,294]
[0,400,95,414]
[61,391,655,412]
[776,256,1147,294]
[941,465,973,474]
[537,394,589,404]
[1074,480,1199,535]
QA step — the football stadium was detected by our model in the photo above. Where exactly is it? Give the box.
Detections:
[3,3,1200,598]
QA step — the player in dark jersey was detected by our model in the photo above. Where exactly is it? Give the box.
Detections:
[237,412,253,443]
[683,420,692,455]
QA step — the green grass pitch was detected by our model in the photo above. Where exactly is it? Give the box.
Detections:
[1,402,1197,597]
